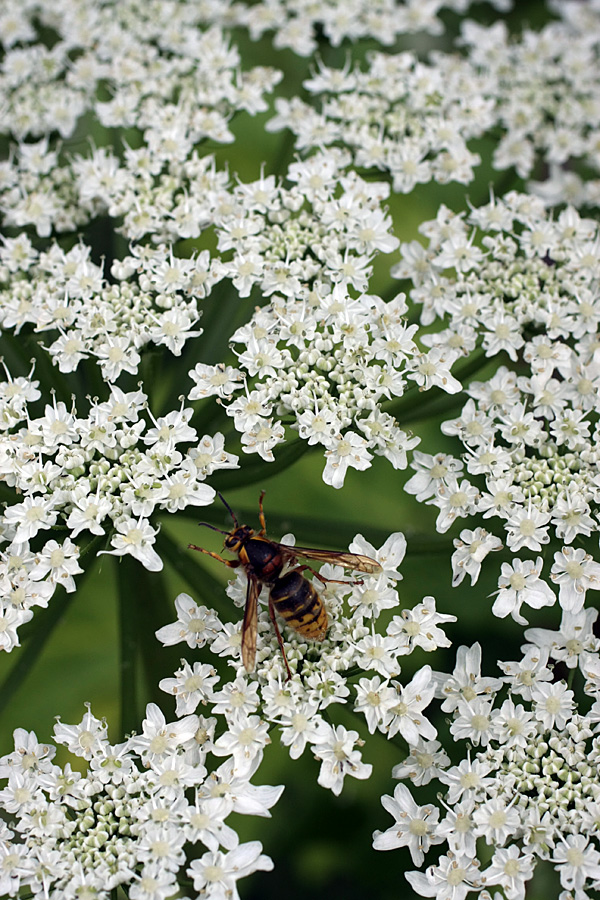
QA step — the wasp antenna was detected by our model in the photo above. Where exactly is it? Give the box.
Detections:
[197,522,229,535]
[216,491,238,526]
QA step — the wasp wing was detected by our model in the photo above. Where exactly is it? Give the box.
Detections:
[241,571,260,673]
[276,544,382,575]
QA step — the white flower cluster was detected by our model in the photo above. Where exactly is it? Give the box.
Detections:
[0,0,279,141]
[399,193,600,613]
[0,236,222,380]
[0,705,280,900]
[461,7,600,207]
[211,151,401,296]
[374,636,600,900]
[186,150,466,486]
[0,374,239,648]
[157,529,456,796]
[262,5,600,207]
[217,284,424,487]
[0,0,281,241]
[197,0,512,57]
[266,52,492,192]
[0,0,280,240]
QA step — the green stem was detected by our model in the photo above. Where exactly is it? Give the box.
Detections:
[116,549,185,735]
[135,560,182,712]
[271,125,298,179]
[116,555,140,738]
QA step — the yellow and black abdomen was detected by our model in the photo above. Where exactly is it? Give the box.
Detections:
[269,571,328,641]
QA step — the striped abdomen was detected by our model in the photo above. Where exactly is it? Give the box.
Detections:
[269,571,328,641]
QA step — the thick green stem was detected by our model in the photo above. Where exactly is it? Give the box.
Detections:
[116,555,140,738]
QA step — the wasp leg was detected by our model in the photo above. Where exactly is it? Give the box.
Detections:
[268,596,293,681]
[293,564,363,588]
[258,490,267,536]
[188,545,241,568]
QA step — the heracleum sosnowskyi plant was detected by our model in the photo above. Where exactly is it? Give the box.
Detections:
[2,1,600,898]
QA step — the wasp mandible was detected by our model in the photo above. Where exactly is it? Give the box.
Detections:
[188,492,382,679]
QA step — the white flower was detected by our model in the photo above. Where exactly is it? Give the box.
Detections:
[198,758,284,817]
[490,698,536,749]
[387,666,437,744]
[497,645,553,701]
[373,783,442,864]
[530,682,575,731]
[435,800,477,858]
[0,604,33,651]
[3,496,59,543]
[187,842,274,900]
[349,531,406,581]
[434,643,502,713]
[391,739,450,787]
[311,723,372,796]
[491,558,555,625]
[407,347,462,394]
[65,490,113,538]
[277,704,328,760]
[322,431,373,489]
[483,845,535,900]
[211,715,271,776]
[98,516,163,571]
[155,594,222,649]
[143,408,197,449]
[53,705,108,760]
[431,477,480,534]
[240,418,285,462]
[127,704,199,763]
[406,852,482,900]
[449,698,495,747]
[451,528,503,587]
[352,633,402,678]
[181,796,238,851]
[404,452,463,503]
[472,797,520,845]
[525,607,600,670]
[28,538,82,591]
[552,835,600,895]
[188,363,244,401]
[354,676,397,733]
[388,599,456,655]
[550,546,600,613]
[210,676,261,718]
[158,662,219,716]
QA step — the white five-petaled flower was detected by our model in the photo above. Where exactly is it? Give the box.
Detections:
[311,723,373,796]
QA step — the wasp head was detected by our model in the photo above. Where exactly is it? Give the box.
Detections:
[224,524,254,552]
